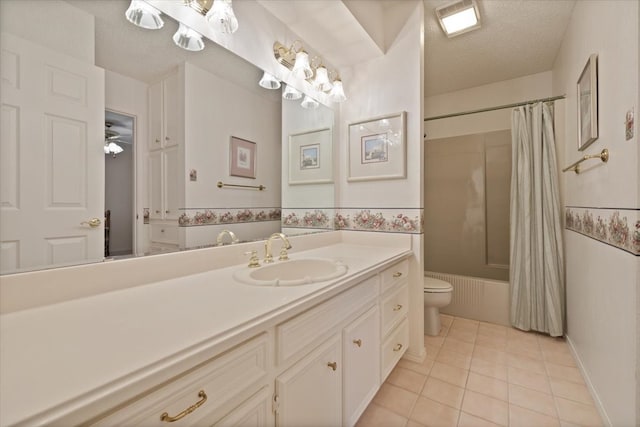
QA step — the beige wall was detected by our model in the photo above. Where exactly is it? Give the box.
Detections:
[425,130,511,281]
[553,1,639,425]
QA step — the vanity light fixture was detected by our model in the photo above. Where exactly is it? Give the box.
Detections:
[125,0,164,30]
[258,71,281,90]
[300,95,319,109]
[282,84,303,100]
[172,23,205,51]
[435,0,481,38]
[273,41,347,103]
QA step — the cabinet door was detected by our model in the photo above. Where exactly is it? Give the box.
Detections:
[276,335,342,427]
[163,72,179,147]
[148,80,163,151]
[343,306,380,427]
[163,146,180,220]
[148,151,162,220]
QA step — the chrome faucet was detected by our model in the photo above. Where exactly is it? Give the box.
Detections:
[216,229,239,246]
[264,233,292,263]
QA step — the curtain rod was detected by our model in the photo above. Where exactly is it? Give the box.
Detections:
[423,95,566,122]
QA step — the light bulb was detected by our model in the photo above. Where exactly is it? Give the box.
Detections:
[313,66,333,92]
[329,79,347,103]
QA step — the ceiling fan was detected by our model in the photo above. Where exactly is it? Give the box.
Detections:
[104,123,125,157]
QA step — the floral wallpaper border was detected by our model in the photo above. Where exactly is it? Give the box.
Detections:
[565,207,640,255]
[281,208,424,234]
[178,207,281,227]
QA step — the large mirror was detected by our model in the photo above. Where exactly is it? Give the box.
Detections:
[0,0,335,275]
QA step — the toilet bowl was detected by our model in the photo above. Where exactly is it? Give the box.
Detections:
[424,276,453,336]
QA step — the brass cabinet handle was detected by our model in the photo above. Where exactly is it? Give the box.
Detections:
[80,218,101,228]
[155,138,160,143]
[165,210,170,214]
[393,304,403,311]
[160,390,207,423]
[155,210,160,214]
[353,339,362,347]
[327,361,337,371]
[393,272,402,278]
[393,343,403,352]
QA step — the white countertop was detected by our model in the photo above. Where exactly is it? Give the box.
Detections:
[0,242,411,426]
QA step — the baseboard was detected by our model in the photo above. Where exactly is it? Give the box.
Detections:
[402,346,426,363]
[565,335,613,427]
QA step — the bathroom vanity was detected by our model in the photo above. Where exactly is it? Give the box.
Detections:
[0,232,412,427]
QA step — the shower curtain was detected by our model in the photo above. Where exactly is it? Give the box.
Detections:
[510,102,565,337]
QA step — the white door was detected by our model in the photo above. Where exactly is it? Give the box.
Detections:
[0,33,104,274]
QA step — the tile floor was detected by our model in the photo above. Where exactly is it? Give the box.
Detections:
[357,314,604,427]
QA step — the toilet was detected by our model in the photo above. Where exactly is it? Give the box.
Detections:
[423,275,454,336]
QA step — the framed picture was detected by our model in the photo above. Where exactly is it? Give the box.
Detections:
[289,128,332,185]
[577,54,598,151]
[229,136,256,179]
[348,111,406,181]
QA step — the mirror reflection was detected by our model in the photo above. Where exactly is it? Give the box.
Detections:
[0,0,335,275]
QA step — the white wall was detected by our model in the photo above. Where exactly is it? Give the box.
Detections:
[424,71,553,139]
[339,1,425,361]
[182,62,281,247]
[553,1,639,425]
[105,70,149,255]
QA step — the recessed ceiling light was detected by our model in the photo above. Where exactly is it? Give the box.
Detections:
[436,0,481,38]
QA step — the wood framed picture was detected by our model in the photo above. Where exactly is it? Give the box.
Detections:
[577,54,598,151]
[229,136,256,179]
[288,128,333,185]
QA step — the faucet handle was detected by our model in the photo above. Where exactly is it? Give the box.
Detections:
[278,247,290,261]
[244,250,260,268]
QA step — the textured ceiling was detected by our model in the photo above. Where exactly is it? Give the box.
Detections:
[66,0,576,99]
[423,0,576,96]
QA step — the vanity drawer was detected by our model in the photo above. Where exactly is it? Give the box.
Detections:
[380,282,409,337]
[276,276,378,366]
[380,259,409,294]
[151,224,178,244]
[92,333,269,426]
[381,317,409,382]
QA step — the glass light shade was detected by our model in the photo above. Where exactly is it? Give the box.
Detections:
[207,0,239,34]
[300,95,319,109]
[328,79,347,103]
[173,23,205,52]
[125,0,164,30]
[104,142,124,156]
[292,51,313,80]
[313,66,333,92]
[258,71,281,90]
[282,84,302,101]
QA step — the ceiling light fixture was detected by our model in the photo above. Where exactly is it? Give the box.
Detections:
[125,0,164,30]
[172,23,205,51]
[435,0,481,38]
[258,71,281,90]
[328,78,346,103]
[313,65,333,92]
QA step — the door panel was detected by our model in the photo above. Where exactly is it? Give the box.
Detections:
[0,32,104,274]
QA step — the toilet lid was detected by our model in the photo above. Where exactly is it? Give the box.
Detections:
[424,277,453,293]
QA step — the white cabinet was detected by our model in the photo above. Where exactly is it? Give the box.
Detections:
[92,333,270,426]
[379,260,410,381]
[275,334,342,427]
[343,305,380,427]
[148,145,180,222]
[148,72,180,151]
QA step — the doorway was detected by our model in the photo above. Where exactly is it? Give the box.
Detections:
[104,110,135,258]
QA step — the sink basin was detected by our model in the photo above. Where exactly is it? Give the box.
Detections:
[233,258,348,286]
